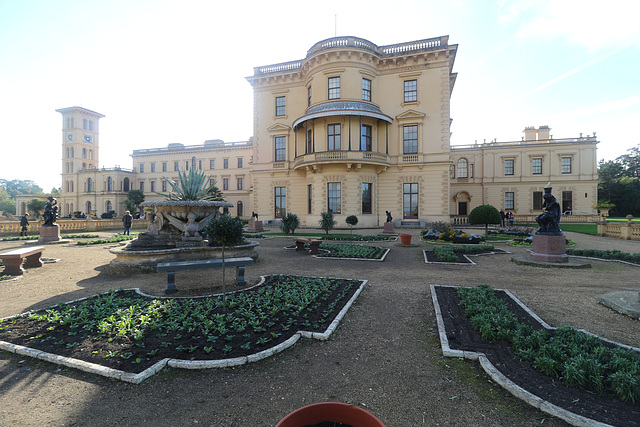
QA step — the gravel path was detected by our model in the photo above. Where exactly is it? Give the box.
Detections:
[0,229,638,426]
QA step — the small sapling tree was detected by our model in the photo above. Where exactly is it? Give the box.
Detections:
[345,215,358,234]
[468,204,502,236]
[204,215,244,310]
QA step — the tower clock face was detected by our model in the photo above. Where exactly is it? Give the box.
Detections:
[84,135,93,143]
[67,133,73,141]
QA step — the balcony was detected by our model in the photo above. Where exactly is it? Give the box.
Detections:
[293,150,390,170]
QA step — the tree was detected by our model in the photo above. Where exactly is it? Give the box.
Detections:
[468,204,501,236]
[27,198,46,218]
[203,215,244,311]
[124,190,145,214]
[319,211,336,234]
[597,146,640,217]
[0,179,43,199]
[280,213,300,234]
[345,215,358,233]
[0,187,14,215]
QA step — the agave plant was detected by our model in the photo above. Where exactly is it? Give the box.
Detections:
[157,169,223,201]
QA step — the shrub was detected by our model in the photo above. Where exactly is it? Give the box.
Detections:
[280,213,300,234]
[319,212,336,235]
[204,215,244,247]
[468,204,502,235]
[345,215,358,234]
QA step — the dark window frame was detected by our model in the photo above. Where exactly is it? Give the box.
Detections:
[327,182,341,214]
[275,136,286,161]
[403,125,418,154]
[328,124,341,151]
[328,76,341,99]
[404,79,417,103]
[362,78,371,101]
[275,96,286,116]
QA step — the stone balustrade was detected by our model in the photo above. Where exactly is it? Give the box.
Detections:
[0,219,149,236]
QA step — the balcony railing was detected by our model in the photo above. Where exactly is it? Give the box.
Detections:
[293,150,389,169]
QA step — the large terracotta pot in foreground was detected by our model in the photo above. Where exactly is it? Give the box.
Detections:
[276,402,385,427]
[400,233,412,245]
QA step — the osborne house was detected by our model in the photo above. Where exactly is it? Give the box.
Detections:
[27,35,599,226]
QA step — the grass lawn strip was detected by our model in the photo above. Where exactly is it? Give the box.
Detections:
[0,275,366,383]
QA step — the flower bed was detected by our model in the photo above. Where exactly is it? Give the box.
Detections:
[567,248,640,265]
[0,275,363,377]
[315,243,388,260]
[421,223,484,244]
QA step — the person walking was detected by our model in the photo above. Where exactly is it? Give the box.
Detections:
[499,209,506,227]
[20,213,29,236]
[122,211,133,235]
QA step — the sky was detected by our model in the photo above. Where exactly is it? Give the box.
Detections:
[1,0,639,192]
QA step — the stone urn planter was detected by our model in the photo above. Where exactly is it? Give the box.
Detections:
[276,402,385,427]
[400,233,412,245]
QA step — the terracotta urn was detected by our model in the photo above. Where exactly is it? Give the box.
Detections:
[276,402,385,427]
[400,233,412,245]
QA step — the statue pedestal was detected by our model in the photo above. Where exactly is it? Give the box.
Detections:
[530,233,567,263]
[38,224,61,242]
[382,222,395,234]
[247,220,264,233]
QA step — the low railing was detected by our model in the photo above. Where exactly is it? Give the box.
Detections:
[449,214,602,227]
[597,219,640,241]
[0,219,149,236]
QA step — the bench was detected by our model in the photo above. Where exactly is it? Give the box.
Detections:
[294,237,322,255]
[0,246,45,276]
[156,257,254,294]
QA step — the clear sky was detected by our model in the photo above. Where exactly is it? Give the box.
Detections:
[1,0,639,192]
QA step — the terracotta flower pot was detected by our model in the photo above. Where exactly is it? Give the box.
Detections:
[276,402,385,427]
[400,234,412,245]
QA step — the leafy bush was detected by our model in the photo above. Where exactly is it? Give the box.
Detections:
[345,215,358,233]
[280,213,300,234]
[567,248,640,262]
[319,212,336,235]
[468,204,502,235]
[204,215,244,247]
[101,210,116,219]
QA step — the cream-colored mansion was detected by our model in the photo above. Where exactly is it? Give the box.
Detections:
[22,35,598,225]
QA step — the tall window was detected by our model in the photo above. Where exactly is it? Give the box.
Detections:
[457,158,468,178]
[561,157,572,174]
[362,183,372,214]
[505,192,514,210]
[174,161,179,171]
[532,158,542,175]
[275,96,286,116]
[107,177,113,192]
[533,191,543,210]
[237,177,243,190]
[306,129,312,153]
[82,148,87,159]
[151,163,156,173]
[223,178,229,191]
[210,159,215,169]
[87,178,93,192]
[307,184,312,214]
[162,181,167,192]
[275,187,286,218]
[275,136,286,161]
[238,158,243,168]
[140,182,145,192]
[562,191,572,213]
[139,164,145,173]
[307,86,312,107]
[403,125,418,154]
[403,183,419,219]
[404,80,417,102]
[362,78,371,101]
[162,162,167,172]
[504,159,514,176]
[361,125,372,151]
[328,76,340,99]
[223,159,229,169]
[327,182,341,214]
[150,181,156,192]
[83,119,87,129]
[328,124,341,151]
[237,201,243,217]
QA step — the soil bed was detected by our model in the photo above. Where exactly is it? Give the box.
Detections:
[434,285,640,426]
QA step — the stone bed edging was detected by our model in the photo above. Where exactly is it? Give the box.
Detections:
[430,284,640,427]
[0,278,367,384]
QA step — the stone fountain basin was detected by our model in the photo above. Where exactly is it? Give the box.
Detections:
[108,240,259,274]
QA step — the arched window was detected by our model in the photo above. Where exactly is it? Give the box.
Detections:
[89,150,93,160]
[106,201,112,212]
[82,148,87,159]
[87,178,93,192]
[237,201,243,217]
[123,177,130,192]
[86,201,92,214]
[107,177,113,191]
[457,158,468,178]
[192,156,197,170]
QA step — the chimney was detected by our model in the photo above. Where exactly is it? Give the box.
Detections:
[538,125,550,141]
[523,126,537,141]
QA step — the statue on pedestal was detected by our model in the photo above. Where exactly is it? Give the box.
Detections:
[43,196,58,226]
[535,184,561,234]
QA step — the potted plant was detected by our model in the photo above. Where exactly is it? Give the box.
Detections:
[400,234,412,245]
[594,200,615,217]
[276,402,385,427]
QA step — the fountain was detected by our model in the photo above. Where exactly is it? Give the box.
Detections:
[109,200,259,274]
[110,170,260,273]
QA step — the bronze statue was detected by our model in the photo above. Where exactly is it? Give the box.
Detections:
[43,196,58,226]
[535,185,561,234]
[385,211,393,223]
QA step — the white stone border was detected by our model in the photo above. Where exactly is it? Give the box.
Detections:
[430,284,640,427]
[567,255,640,268]
[423,248,510,265]
[313,247,390,262]
[0,277,366,383]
